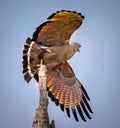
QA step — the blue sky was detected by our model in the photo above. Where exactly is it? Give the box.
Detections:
[0,0,120,128]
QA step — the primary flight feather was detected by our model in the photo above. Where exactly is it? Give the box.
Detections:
[22,10,93,121]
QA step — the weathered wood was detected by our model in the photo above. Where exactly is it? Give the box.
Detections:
[32,63,55,128]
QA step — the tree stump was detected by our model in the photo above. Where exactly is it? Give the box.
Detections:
[32,64,55,128]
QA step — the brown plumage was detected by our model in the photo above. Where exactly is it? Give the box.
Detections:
[22,10,93,121]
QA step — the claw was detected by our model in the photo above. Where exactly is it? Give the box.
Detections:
[46,49,53,53]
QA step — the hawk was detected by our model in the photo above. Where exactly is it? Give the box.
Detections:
[22,10,93,121]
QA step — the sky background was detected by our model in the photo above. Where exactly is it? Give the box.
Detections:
[0,0,120,128]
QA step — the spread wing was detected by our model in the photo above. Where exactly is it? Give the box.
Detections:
[32,10,84,46]
[22,10,93,121]
[34,62,93,121]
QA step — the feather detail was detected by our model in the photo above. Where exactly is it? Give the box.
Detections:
[46,62,92,121]
[22,10,92,122]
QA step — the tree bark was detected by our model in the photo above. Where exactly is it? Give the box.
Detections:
[32,63,55,128]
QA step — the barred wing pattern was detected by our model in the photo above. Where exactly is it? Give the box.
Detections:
[22,10,93,121]
[46,62,93,121]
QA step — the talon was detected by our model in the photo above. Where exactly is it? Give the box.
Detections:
[40,59,44,65]
[46,49,53,53]
[37,59,44,67]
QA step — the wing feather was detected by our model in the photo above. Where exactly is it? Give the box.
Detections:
[22,10,92,122]
[46,62,92,121]
[32,10,84,46]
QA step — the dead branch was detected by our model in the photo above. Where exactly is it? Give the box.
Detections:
[32,63,55,128]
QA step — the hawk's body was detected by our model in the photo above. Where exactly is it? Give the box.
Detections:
[22,10,93,121]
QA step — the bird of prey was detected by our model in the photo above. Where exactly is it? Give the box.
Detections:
[22,10,93,121]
